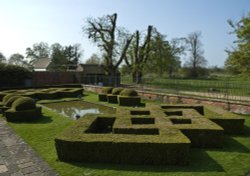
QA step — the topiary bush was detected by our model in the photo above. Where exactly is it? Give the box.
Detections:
[99,87,113,102]
[106,88,124,104]
[118,89,141,106]
[4,95,22,107]
[0,92,8,101]
[2,94,17,104]
[112,88,124,95]
[101,87,113,94]
[119,89,138,97]
[12,97,36,111]
[5,96,41,122]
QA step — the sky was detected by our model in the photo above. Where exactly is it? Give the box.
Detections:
[0,0,250,67]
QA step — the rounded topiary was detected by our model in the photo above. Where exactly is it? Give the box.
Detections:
[112,88,124,95]
[2,94,16,103]
[119,89,138,97]
[4,96,22,107]
[12,97,36,111]
[101,87,113,94]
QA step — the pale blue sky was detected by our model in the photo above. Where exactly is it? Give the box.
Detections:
[0,0,250,66]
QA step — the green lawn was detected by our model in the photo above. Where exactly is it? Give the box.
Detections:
[5,94,250,176]
[121,76,250,97]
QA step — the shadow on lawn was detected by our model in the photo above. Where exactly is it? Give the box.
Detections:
[220,135,250,153]
[21,115,53,124]
[68,149,224,173]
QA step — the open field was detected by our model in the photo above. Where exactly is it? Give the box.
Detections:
[3,93,250,176]
[121,76,250,102]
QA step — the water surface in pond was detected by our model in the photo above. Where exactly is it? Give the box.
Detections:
[43,101,115,120]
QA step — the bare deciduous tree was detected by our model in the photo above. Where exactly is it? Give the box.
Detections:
[125,25,153,83]
[185,31,207,78]
[83,13,133,76]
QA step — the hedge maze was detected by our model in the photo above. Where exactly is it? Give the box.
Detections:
[55,103,245,165]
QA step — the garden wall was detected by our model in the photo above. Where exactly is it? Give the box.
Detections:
[32,72,82,86]
[82,85,250,114]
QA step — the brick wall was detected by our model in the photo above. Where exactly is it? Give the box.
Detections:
[32,72,82,86]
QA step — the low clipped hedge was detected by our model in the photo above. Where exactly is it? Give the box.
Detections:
[118,88,141,106]
[55,102,247,166]
[111,88,124,95]
[5,95,23,107]
[98,87,113,102]
[107,95,118,104]
[205,106,245,134]
[161,104,204,115]
[106,88,124,104]
[12,97,36,111]
[5,107,42,122]
[56,88,83,98]
[0,92,8,101]
[101,87,113,94]
[181,129,223,148]
[119,88,138,97]
[55,114,190,165]
[5,96,41,122]
[118,96,141,106]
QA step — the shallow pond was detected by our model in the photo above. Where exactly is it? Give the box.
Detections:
[43,101,115,120]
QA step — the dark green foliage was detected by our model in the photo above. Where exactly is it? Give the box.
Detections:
[0,92,8,101]
[56,88,83,98]
[55,114,190,165]
[85,117,116,133]
[98,94,108,102]
[12,97,36,111]
[131,117,155,124]
[161,104,204,115]
[130,110,150,115]
[101,87,113,94]
[181,129,223,148]
[119,88,138,96]
[99,87,113,102]
[165,110,183,116]
[118,96,141,106]
[210,118,245,134]
[205,106,245,135]
[170,118,191,124]
[4,96,22,107]
[5,107,42,122]
[0,63,31,87]
[111,87,124,95]
[2,94,17,104]
[107,95,118,104]
[114,127,159,135]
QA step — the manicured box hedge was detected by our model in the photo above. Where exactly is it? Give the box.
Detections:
[98,94,108,102]
[118,96,141,106]
[161,104,204,115]
[5,107,42,122]
[107,95,118,104]
[55,114,191,165]
[52,98,245,165]
[205,106,245,134]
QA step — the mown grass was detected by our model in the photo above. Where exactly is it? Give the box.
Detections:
[5,93,250,176]
[121,76,250,97]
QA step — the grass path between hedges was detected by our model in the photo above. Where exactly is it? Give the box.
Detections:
[6,93,250,176]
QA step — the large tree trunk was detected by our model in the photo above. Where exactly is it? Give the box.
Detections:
[132,70,142,84]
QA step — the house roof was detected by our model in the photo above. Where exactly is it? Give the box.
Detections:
[33,58,51,69]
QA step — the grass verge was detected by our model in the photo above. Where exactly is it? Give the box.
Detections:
[5,94,250,176]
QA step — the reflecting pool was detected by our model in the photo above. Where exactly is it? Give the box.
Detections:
[43,101,115,120]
